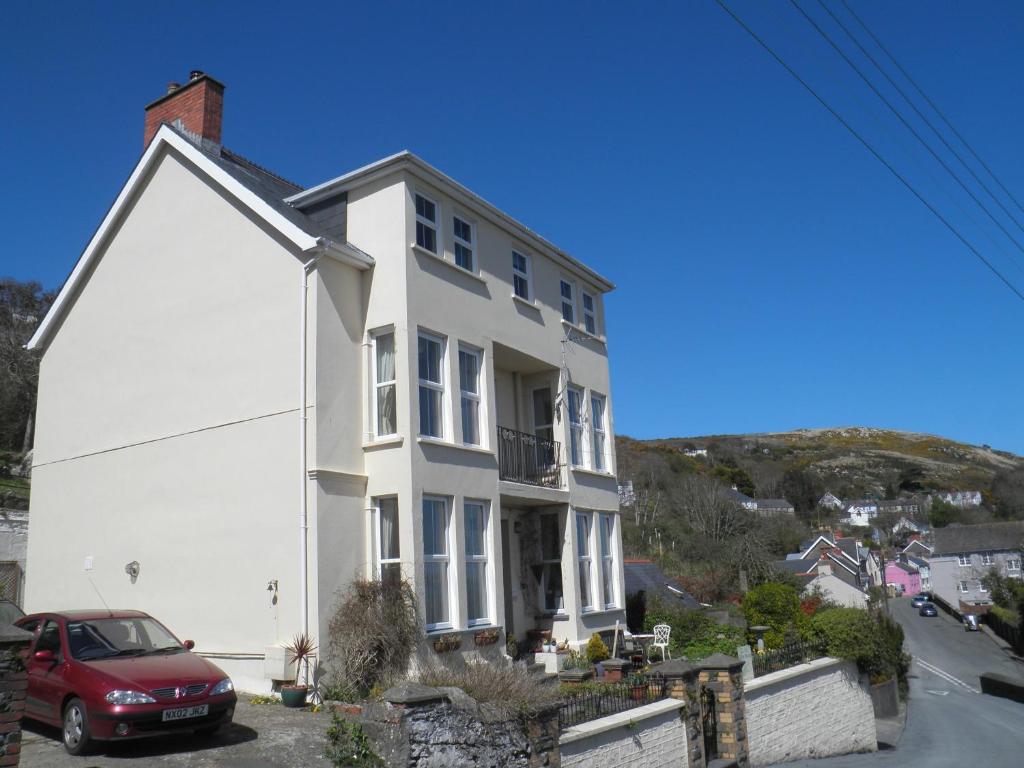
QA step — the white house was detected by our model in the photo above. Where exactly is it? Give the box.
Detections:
[24,72,625,691]
[841,499,878,527]
[818,491,844,510]
[934,491,983,508]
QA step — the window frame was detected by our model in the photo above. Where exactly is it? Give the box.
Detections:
[463,499,491,627]
[458,344,483,446]
[415,192,439,254]
[978,581,988,593]
[371,330,398,439]
[422,496,452,631]
[1007,558,1021,572]
[980,552,994,566]
[566,386,585,467]
[576,511,594,612]
[599,513,617,610]
[374,496,401,583]
[958,580,969,593]
[452,214,475,272]
[957,554,970,567]
[417,332,446,439]
[590,393,608,473]
[581,291,597,335]
[512,250,531,300]
[560,279,576,324]
[539,513,565,614]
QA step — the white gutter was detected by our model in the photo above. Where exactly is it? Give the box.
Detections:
[298,255,318,652]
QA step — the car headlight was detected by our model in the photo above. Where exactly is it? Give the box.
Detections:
[210,678,234,696]
[105,690,156,705]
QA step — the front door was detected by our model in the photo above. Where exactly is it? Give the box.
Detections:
[501,518,514,636]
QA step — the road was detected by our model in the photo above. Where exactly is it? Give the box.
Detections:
[780,598,1024,767]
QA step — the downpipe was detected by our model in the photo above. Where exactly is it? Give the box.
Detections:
[299,256,318,668]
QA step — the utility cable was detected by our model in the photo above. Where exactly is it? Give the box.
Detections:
[817,0,1024,237]
[712,0,1024,303]
[789,0,1024,269]
[840,0,1024,220]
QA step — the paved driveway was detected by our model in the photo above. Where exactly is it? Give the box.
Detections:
[776,597,1024,768]
[21,698,335,767]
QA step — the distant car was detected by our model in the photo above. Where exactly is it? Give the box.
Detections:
[911,593,931,608]
[964,614,981,631]
[919,602,939,617]
[17,610,236,755]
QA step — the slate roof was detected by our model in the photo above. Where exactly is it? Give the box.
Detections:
[623,560,700,609]
[773,559,815,575]
[890,561,918,574]
[835,538,860,564]
[725,488,755,504]
[932,521,1024,556]
[756,499,794,510]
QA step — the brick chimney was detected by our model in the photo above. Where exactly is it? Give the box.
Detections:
[143,70,225,148]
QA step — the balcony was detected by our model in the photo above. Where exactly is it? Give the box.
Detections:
[497,427,562,488]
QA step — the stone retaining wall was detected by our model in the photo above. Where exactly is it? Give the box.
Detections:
[744,657,876,767]
[559,699,688,768]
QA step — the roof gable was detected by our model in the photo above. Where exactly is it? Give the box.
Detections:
[27,125,373,352]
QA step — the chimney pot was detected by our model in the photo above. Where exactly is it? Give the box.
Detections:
[190,70,204,80]
[166,82,181,94]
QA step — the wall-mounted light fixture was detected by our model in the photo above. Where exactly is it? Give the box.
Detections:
[267,579,279,606]
[125,561,140,584]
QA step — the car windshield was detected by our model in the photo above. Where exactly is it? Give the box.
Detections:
[67,617,183,661]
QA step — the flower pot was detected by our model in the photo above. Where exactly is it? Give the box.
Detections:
[280,685,308,708]
[631,686,646,701]
[474,629,500,646]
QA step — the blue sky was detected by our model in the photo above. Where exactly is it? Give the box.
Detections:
[4,1,1024,452]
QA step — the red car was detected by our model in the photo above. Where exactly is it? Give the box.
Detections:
[18,609,237,755]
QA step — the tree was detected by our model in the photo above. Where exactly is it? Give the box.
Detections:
[743,582,803,648]
[0,278,54,453]
[781,467,824,515]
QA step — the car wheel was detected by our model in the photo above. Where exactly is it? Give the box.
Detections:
[63,698,92,755]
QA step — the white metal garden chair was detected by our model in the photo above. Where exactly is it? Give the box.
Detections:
[652,623,671,661]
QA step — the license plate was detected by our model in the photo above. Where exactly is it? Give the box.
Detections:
[162,704,209,722]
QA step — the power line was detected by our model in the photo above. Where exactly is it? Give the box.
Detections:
[817,0,1024,237]
[712,0,1024,304]
[788,0,1024,268]
[840,0,1024,221]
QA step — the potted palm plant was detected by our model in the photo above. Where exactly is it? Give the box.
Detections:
[280,632,317,708]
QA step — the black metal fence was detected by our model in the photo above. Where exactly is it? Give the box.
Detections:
[985,611,1023,653]
[497,427,562,487]
[558,677,668,730]
[751,640,828,678]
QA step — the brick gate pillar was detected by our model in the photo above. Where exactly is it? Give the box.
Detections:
[650,659,704,768]
[0,626,32,767]
[697,653,748,768]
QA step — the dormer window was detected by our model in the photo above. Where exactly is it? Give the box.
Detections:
[415,193,438,254]
[453,216,474,271]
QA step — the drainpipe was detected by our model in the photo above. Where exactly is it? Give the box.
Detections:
[299,256,318,647]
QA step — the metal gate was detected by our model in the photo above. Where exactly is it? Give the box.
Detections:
[0,562,20,605]
[701,684,717,761]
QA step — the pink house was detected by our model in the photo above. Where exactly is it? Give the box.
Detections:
[885,561,921,595]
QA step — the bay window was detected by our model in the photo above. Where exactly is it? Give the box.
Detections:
[459,346,482,445]
[540,514,564,613]
[464,501,490,625]
[576,512,593,611]
[373,331,397,437]
[423,497,450,629]
[591,394,607,472]
[418,333,444,438]
[567,387,584,467]
[375,497,400,584]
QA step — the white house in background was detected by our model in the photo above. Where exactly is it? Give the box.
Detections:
[842,499,878,527]
[818,491,844,510]
[24,72,625,692]
[935,490,983,508]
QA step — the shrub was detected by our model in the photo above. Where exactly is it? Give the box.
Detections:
[625,590,647,633]
[413,655,561,717]
[742,583,802,649]
[810,607,910,696]
[585,633,610,664]
[325,716,382,768]
[326,578,420,700]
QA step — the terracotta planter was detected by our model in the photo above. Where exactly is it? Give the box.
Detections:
[280,685,308,708]
[630,685,646,701]
[432,633,462,653]
[474,629,500,646]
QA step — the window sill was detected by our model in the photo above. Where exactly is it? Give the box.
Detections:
[571,466,615,479]
[416,437,495,456]
[561,319,606,344]
[412,244,488,285]
[536,612,570,621]
[580,607,625,618]
[363,436,404,451]
[512,294,539,311]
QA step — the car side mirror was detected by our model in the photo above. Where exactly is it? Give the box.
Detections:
[183,640,195,650]
[33,650,56,663]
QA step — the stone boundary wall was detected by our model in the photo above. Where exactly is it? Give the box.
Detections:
[744,657,876,767]
[560,699,688,768]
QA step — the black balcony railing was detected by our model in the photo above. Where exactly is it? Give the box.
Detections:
[497,426,562,487]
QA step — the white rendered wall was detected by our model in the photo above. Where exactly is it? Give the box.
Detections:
[560,699,688,768]
[745,658,876,766]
